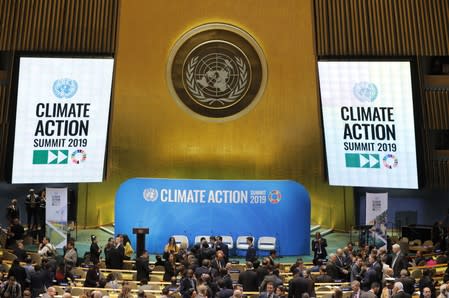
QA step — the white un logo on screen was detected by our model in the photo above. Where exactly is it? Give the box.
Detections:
[353,82,378,102]
[143,188,159,202]
[52,78,78,99]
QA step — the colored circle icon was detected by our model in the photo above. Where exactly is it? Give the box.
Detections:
[71,149,87,164]
[383,154,398,169]
[268,190,282,204]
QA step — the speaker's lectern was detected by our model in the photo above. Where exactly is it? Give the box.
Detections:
[132,228,149,257]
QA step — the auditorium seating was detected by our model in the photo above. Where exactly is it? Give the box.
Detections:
[236,235,253,250]
[257,236,277,251]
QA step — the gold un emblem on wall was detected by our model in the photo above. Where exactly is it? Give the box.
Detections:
[167,23,267,121]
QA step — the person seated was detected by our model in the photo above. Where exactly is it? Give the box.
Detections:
[154,254,165,267]
[104,273,121,289]
[315,265,334,283]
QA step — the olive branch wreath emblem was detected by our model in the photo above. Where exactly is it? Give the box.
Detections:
[185,56,248,105]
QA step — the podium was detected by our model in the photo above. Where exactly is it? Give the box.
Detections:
[132,227,149,257]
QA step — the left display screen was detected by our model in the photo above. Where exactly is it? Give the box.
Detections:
[11,57,114,183]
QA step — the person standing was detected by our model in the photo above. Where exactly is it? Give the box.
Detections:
[25,188,39,231]
[90,235,101,264]
[246,237,257,262]
[135,250,152,282]
[6,199,20,225]
[38,190,46,238]
[311,232,328,262]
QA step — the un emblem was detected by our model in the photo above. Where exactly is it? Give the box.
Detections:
[143,188,158,202]
[353,82,378,102]
[167,23,267,121]
[53,78,78,99]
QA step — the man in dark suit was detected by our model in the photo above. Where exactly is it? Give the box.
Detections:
[13,242,27,262]
[360,282,380,298]
[311,232,327,262]
[398,269,415,296]
[361,256,381,291]
[180,269,197,298]
[288,273,314,298]
[259,281,279,298]
[216,236,230,263]
[315,265,334,283]
[8,259,27,289]
[256,258,270,286]
[391,244,408,277]
[246,237,257,262]
[392,282,411,298]
[84,262,101,287]
[30,265,48,298]
[135,250,152,282]
[350,280,363,298]
[211,250,226,272]
[108,235,124,269]
[238,262,259,292]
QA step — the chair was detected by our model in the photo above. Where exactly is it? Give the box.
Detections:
[257,236,277,251]
[173,235,189,250]
[221,236,234,250]
[423,240,433,247]
[236,236,254,250]
[2,251,17,262]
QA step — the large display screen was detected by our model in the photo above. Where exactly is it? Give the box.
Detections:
[318,61,418,189]
[11,57,114,183]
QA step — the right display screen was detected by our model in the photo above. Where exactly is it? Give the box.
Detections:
[317,61,418,189]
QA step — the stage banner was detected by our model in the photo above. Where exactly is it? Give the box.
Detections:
[116,178,310,256]
[366,192,388,248]
[45,187,68,248]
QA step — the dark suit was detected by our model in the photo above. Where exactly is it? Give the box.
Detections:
[399,276,415,295]
[180,277,197,298]
[238,269,259,291]
[13,247,27,262]
[391,253,408,277]
[8,264,27,288]
[288,276,314,298]
[392,291,411,298]
[30,269,48,298]
[216,242,229,263]
[256,266,270,285]
[108,245,124,269]
[361,267,380,291]
[246,244,257,262]
[311,237,327,260]
[260,292,279,298]
[135,256,151,281]
[211,258,226,271]
[84,267,100,287]
[326,262,341,281]
[315,274,334,283]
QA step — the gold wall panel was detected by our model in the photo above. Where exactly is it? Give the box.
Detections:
[314,0,449,56]
[75,0,353,230]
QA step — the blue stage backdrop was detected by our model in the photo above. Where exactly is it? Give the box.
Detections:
[115,178,310,256]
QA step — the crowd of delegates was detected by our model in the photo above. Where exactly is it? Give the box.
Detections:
[310,233,449,298]
[6,231,449,298]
